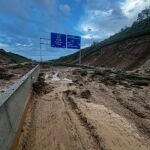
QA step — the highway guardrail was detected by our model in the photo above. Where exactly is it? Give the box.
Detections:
[0,65,40,150]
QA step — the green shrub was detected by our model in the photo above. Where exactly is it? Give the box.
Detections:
[102,76,117,85]
[115,69,127,80]
[0,73,13,80]
[132,80,149,86]
[135,70,139,73]
[144,69,150,74]
[80,70,88,76]
[94,69,107,77]
[12,64,24,69]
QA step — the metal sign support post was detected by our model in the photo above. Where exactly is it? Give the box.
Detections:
[39,37,51,63]
[40,38,42,63]
[79,38,82,66]
[79,49,81,65]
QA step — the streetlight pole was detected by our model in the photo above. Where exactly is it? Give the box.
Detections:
[79,49,81,65]
[40,38,42,63]
[88,28,93,46]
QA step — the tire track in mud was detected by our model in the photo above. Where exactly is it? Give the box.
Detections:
[63,90,106,150]
[54,92,87,150]
[18,84,100,150]
[54,87,99,150]
[113,92,150,138]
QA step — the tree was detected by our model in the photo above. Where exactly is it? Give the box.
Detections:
[137,13,143,22]
[143,7,150,18]
[121,28,125,32]
[137,7,150,22]
[144,7,150,26]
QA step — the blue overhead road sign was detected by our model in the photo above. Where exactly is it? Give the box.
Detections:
[50,33,81,49]
[51,32,66,48]
[67,35,81,49]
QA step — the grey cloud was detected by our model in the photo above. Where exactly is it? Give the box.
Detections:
[59,4,71,15]
[0,0,30,20]
[31,0,60,17]
[79,0,132,39]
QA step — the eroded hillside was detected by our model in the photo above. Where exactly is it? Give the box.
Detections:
[83,35,150,70]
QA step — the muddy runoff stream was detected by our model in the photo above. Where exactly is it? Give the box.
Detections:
[17,67,150,150]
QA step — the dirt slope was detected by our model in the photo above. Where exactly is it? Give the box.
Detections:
[82,35,150,70]
[0,49,30,64]
[56,35,150,70]
[54,16,150,70]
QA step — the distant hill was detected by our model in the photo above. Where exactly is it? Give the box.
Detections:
[0,49,31,64]
[54,8,150,70]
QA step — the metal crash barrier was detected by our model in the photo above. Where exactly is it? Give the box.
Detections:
[0,65,40,150]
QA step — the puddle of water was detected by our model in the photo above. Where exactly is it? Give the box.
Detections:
[62,78,72,83]
[51,72,60,81]
[51,72,72,83]
[45,74,49,80]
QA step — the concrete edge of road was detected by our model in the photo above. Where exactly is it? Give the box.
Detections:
[0,65,40,150]
[10,91,33,150]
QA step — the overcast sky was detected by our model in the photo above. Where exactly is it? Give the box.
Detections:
[0,0,149,60]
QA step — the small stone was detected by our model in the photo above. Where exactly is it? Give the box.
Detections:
[80,90,91,99]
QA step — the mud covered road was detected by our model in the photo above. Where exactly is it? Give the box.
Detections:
[17,67,150,150]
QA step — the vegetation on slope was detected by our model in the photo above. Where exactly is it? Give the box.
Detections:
[0,49,31,64]
[54,7,150,64]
